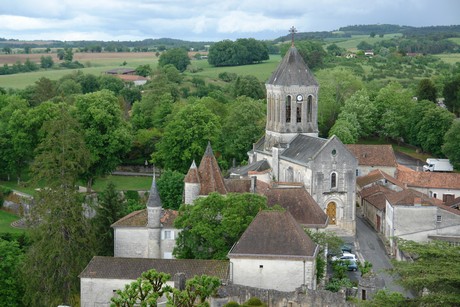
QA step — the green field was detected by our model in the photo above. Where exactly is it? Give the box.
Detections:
[433,53,460,65]
[0,56,156,90]
[0,210,26,234]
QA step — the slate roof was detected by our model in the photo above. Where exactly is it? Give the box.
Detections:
[356,169,405,189]
[198,143,227,195]
[266,46,318,87]
[111,209,178,228]
[229,159,271,177]
[347,144,397,167]
[228,210,318,259]
[396,164,460,189]
[281,134,327,163]
[80,256,229,280]
[146,176,162,208]
[262,185,328,228]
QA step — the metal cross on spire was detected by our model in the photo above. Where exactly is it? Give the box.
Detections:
[289,26,297,47]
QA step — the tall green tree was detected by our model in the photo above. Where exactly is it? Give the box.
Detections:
[232,75,265,99]
[442,120,460,169]
[22,107,96,306]
[416,78,437,103]
[40,55,54,69]
[391,239,460,306]
[0,239,24,306]
[173,193,267,259]
[221,96,265,164]
[443,74,460,116]
[158,48,190,72]
[415,107,454,156]
[338,89,377,138]
[93,182,124,256]
[73,90,132,190]
[157,170,185,210]
[152,101,221,173]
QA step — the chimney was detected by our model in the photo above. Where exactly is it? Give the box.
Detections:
[250,176,257,194]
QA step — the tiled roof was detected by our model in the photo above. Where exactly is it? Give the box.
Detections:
[198,143,227,195]
[386,189,442,206]
[80,256,229,280]
[281,134,327,163]
[361,185,395,211]
[115,74,148,82]
[396,165,460,189]
[184,160,200,183]
[266,46,318,87]
[224,178,270,195]
[357,169,405,188]
[228,211,318,258]
[346,144,397,167]
[262,185,328,228]
[111,209,178,228]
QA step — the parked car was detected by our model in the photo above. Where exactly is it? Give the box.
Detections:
[337,259,358,271]
[331,252,357,262]
[341,244,353,253]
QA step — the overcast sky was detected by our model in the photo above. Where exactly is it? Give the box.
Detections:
[1,0,459,42]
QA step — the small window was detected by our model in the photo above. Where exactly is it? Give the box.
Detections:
[437,215,442,223]
[433,192,437,199]
[331,172,337,189]
[332,149,337,156]
[164,230,173,240]
[259,264,263,268]
[356,169,359,177]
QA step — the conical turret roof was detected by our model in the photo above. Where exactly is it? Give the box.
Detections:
[266,46,318,87]
[198,142,227,195]
[146,174,162,208]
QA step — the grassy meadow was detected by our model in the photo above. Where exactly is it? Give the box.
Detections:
[0,210,26,234]
[325,33,403,50]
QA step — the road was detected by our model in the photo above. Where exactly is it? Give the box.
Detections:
[355,213,413,298]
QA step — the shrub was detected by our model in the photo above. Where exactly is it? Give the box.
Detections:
[245,297,265,306]
[124,190,140,202]
[224,302,240,307]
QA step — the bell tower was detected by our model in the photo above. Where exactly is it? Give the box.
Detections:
[264,27,319,150]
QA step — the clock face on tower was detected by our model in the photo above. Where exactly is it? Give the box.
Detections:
[296,94,303,102]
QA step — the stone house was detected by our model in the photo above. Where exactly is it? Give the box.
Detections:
[112,177,179,259]
[396,164,460,202]
[346,144,398,177]
[360,184,396,234]
[228,210,319,292]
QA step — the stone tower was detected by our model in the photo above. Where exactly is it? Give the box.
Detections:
[147,174,162,258]
[264,45,319,150]
[184,160,200,205]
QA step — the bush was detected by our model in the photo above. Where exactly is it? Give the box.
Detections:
[0,186,12,208]
[124,190,140,202]
[244,297,265,306]
[224,302,240,307]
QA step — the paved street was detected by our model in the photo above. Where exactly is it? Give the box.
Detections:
[355,213,413,298]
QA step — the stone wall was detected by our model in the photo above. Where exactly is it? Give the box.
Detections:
[212,284,354,307]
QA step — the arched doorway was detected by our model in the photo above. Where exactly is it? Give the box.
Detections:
[326,202,337,225]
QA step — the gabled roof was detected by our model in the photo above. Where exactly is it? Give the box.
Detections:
[360,185,396,211]
[266,46,318,87]
[79,256,229,280]
[346,144,397,167]
[229,159,271,177]
[111,209,178,228]
[281,134,327,163]
[228,210,318,259]
[146,175,162,208]
[386,189,442,206]
[262,185,328,228]
[396,165,460,189]
[198,143,227,195]
[357,169,405,189]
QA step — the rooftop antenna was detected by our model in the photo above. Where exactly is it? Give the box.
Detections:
[289,26,297,47]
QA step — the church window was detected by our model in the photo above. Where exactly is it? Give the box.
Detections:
[296,103,302,123]
[286,96,291,123]
[331,172,337,189]
[286,167,294,182]
[332,149,337,156]
[307,95,313,122]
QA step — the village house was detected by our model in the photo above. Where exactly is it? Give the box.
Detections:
[347,144,398,177]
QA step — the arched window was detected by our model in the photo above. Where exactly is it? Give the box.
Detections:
[307,95,313,122]
[285,167,294,182]
[331,172,337,189]
[296,103,302,123]
[286,96,291,123]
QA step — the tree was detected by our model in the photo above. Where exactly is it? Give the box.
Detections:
[328,117,359,144]
[57,49,65,60]
[173,193,267,259]
[359,290,407,307]
[326,43,345,56]
[64,47,74,62]
[221,96,265,164]
[131,92,174,130]
[22,107,96,306]
[40,55,54,69]
[73,90,132,190]
[30,77,57,105]
[338,89,377,138]
[415,107,454,155]
[232,75,265,99]
[2,47,12,54]
[280,40,327,70]
[390,239,460,306]
[443,74,460,116]
[98,75,125,95]
[157,170,185,210]
[135,64,152,77]
[357,41,373,51]
[0,239,24,306]
[93,182,124,256]
[442,120,460,169]
[77,73,100,94]
[152,101,221,174]
[416,78,437,103]
[166,274,221,307]
[158,48,190,72]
